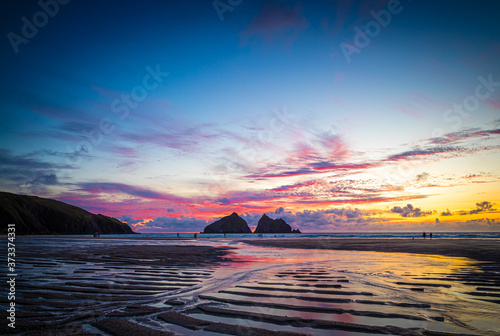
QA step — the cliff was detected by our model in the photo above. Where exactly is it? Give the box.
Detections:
[0,191,135,235]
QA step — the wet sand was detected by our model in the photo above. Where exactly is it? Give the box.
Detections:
[2,237,499,335]
[240,238,500,264]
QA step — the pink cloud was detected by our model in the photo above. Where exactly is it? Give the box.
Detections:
[271,180,319,192]
[316,133,349,161]
[313,163,374,171]
[486,100,500,110]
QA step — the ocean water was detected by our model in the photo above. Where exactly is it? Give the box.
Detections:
[35,231,500,239]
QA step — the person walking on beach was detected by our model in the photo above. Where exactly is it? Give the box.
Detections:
[194,233,197,239]
[430,233,433,239]
[422,232,426,239]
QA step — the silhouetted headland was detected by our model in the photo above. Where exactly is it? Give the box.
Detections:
[0,191,134,235]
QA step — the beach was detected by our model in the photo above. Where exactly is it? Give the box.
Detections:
[1,237,499,335]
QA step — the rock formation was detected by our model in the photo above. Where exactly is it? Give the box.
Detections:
[0,191,135,235]
[203,212,251,233]
[254,214,301,233]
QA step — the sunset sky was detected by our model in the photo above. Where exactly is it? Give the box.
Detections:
[1,0,499,232]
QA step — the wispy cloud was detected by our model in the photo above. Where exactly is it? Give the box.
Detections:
[239,2,309,48]
[76,182,190,203]
[0,148,75,194]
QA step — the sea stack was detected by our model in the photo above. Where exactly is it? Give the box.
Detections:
[254,214,301,234]
[203,212,251,233]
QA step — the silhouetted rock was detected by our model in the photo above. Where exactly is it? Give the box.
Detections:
[0,191,135,235]
[254,214,300,233]
[203,212,251,233]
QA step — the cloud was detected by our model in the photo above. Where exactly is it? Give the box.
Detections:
[77,182,190,203]
[215,198,231,205]
[134,216,209,232]
[0,149,74,170]
[248,207,379,232]
[326,208,363,218]
[118,125,222,154]
[120,215,142,224]
[246,162,373,180]
[429,128,500,145]
[239,3,309,47]
[315,132,349,160]
[0,149,75,194]
[486,100,500,110]
[441,209,452,216]
[271,180,318,192]
[469,201,495,214]
[391,204,432,217]
[243,126,500,182]
[415,172,430,183]
[28,174,59,186]
[387,146,463,162]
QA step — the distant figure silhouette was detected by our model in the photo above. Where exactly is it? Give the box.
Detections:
[177,233,179,238]
[423,232,426,239]
[194,233,197,239]
[430,233,433,239]
[224,233,226,238]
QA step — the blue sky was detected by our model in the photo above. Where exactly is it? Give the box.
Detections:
[1,0,499,232]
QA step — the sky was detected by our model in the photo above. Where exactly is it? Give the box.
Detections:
[1,0,499,233]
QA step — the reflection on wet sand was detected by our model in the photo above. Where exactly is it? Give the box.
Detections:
[1,238,498,335]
